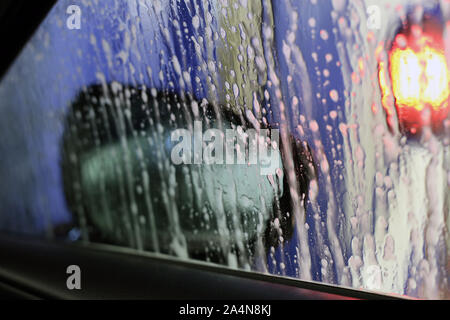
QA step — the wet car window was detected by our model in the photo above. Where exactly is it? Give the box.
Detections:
[0,0,448,299]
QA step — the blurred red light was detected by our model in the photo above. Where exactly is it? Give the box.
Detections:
[378,23,450,135]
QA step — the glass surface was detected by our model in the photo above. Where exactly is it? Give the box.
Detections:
[0,0,448,299]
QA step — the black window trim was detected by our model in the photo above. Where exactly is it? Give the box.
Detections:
[0,233,406,300]
[0,0,57,81]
